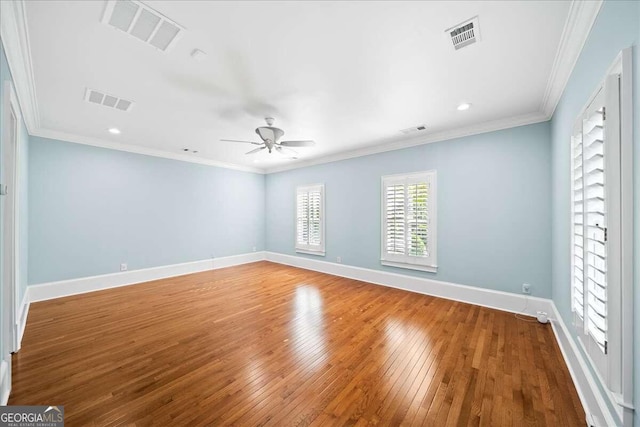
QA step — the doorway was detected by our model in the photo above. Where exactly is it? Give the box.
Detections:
[1,80,22,404]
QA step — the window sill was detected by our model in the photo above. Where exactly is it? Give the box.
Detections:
[381,260,437,273]
[296,249,326,256]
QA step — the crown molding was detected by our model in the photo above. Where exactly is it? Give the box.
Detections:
[31,128,264,174]
[3,0,602,176]
[266,110,548,174]
[33,111,546,176]
[0,0,40,133]
[540,0,603,118]
[269,0,604,175]
[0,1,263,174]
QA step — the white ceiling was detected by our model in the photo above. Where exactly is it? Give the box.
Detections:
[23,0,571,171]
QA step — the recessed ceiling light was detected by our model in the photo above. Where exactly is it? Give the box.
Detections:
[108,127,121,134]
[457,103,471,111]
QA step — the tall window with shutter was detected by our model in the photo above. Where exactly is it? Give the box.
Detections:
[570,73,622,392]
[381,171,437,272]
[296,184,325,255]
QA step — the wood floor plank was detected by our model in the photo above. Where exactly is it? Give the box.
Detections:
[9,261,584,426]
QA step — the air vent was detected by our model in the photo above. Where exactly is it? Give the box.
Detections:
[446,16,480,50]
[102,0,184,52]
[84,88,134,112]
[400,125,427,135]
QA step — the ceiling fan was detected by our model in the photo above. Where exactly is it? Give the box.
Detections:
[221,117,315,159]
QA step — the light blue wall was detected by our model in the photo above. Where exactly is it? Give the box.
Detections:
[549,1,639,425]
[1,39,29,359]
[11,1,640,421]
[28,136,264,284]
[266,122,552,297]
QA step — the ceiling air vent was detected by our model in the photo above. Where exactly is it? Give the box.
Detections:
[84,88,134,112]
[446,16,480,50]
[400,125,427,135]
[102,0,184,52]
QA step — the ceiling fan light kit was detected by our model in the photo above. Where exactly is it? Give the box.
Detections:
[221,117,316,159]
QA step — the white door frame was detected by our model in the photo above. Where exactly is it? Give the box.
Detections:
[2,80,22,356]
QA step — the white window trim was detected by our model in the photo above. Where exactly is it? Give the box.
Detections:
[380,260,437,273]
[295,184,325,256]
[568,48,634,424]
[380,170,437,272]
[616,48,635,425]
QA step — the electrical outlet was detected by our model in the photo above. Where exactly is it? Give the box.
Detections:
[522,283,531,294]
[336,256,342,263]
[120,263,128,272]
[252,246,256,252]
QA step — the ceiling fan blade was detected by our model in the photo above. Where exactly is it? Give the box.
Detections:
[245,146,266,155]
[279,140,315,147]
[276,146,299,158]
[220,139,262,145]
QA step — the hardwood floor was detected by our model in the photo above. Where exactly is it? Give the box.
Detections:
[10,261,584,426]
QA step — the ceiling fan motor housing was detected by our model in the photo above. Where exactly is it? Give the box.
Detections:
[256,126,285,153]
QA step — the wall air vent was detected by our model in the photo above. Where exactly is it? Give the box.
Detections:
[102,0,184,52]
[84,88,134,112]
[400,125,427,135]
[445,16,480,50]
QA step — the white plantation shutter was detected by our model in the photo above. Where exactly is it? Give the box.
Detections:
[385,184,406,255]
[381,171,437,271]
[572,88,609,355]
[297,192,309,245]
[570,52,634,419]
[308,190,322,246]
[571,128,585,320]
[407,183,429,257]
[570,72,624,393]
[582,101,608,353]
[296,184,325,255]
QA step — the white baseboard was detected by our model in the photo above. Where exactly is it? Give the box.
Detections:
[15,289,30,351]
[21,250,616,425]
[549,303,619,427]
[28,251,266,303]
[0,359,9,406]
[264,252,621,425]
[264,251,553,318]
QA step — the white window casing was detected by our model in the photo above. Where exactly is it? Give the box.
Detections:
[570,49,635,425]
[295,184,325,256]
[381,171,437,272]
[571,74,619,389]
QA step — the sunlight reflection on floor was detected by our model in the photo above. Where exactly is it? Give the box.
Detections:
[290,285,327,369]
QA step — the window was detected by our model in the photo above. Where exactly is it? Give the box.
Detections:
[381,171,437,272]
[295,184,325,255]
[570,72,621,392]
